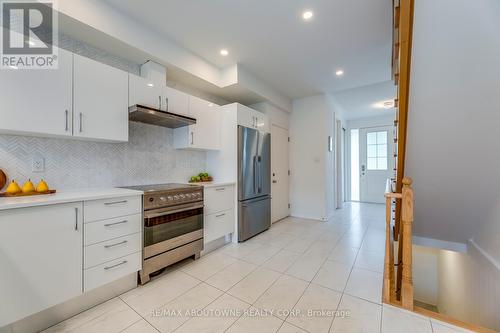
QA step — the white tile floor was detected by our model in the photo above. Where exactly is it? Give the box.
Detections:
[42,203,472,333]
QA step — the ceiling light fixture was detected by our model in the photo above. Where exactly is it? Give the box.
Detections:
[220,49,229,56]
[302,10,314,21]
[373,100,395,109]
[335,69,344,76]
[147,83,154,87]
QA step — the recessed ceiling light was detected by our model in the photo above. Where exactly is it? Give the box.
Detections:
[302,10,314,21]
[373,100,395,109]
[220,49,229,56]
[335,69,344,76]
[146,83,154,87]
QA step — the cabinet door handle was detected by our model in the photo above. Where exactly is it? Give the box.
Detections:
[104,200,128,206]
[104,220,128,227]
[215,213,226,218]
[79,113,83,132]
[65,110,69,131]
[159,96,162,110]
[74,207,78,231]
[215,187,226,192]
[190,132,194,145]
[104,260,128,270]
[165,97,169,111]
[104,240,128,249]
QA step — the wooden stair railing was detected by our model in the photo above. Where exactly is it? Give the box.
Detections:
[383,177,414,310]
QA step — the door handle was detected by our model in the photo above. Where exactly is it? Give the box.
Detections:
[104,220,128,227]
[104,200,128,206]
[65,110,69,131]
[165,97,169,111]
[74,207,78,231]
[104,240,128,249]
[79,113,83,132]
[159,96,162,110]
[190,131,194,145]
[104,260,127,270]
[253,156,258,194]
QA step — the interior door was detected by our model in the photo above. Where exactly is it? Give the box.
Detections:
[271,125,289,222]
[359,126,394,203]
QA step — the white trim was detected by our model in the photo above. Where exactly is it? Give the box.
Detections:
[412,236,467,253]
[469,238,500,271]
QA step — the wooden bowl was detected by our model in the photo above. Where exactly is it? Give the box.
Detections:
[0,169,6,191]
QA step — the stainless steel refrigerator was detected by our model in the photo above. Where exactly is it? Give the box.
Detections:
[238,126,271,242]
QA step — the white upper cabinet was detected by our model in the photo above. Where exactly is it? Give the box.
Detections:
[0,202,83,327]
[163,86,189,116]
[237,104,269,132]
[73,55,129,142]
[174,96,220,150]
[128,74,162,110]
[0,48,73,137]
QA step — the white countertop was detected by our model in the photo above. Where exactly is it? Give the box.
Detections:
[0,188,143,211]
[186,181,236,188]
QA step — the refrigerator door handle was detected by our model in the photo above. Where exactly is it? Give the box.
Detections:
[253,155,258,194]
[257,156,262,193]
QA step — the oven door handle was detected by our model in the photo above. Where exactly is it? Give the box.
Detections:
[144,204,204,219]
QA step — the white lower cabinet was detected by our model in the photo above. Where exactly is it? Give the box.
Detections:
[0,202,83,327]
[0,194,143,326]
[205,209,234,243]
[203,184,235,244]
[84,252,142,292]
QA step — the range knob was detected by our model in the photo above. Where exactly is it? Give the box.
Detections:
[148,197,154,202]
[180,194,186,199]
[173,195,179,200]
[160,196,166,202]
[185,193,192,198]
[167,196,173,201]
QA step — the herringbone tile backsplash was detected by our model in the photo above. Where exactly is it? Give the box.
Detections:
[0,122,207,190]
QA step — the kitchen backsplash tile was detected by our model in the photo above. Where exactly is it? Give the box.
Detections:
[0,122,206,189]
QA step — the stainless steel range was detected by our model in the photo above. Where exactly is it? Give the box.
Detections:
[121,183,204,284]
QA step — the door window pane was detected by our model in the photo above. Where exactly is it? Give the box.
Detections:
[366,131,388,170]
[367,145,377,158]
[367,132,377,145]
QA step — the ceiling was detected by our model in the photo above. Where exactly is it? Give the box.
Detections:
[333,80,396,120]
[102,0,393,99]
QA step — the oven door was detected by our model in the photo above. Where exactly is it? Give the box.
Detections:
[143,203,203,258]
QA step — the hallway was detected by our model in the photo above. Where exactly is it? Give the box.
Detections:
[43,203,471,333]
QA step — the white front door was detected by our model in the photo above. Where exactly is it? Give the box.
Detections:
[271,125,290,222]
[359,126,394,203]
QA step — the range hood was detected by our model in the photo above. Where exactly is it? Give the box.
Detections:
[129,105,196,128]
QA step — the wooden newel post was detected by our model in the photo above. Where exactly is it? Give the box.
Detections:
[401,177,414,310]
[383,195,395,303]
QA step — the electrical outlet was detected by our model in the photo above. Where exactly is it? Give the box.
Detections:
[32,154,45,173]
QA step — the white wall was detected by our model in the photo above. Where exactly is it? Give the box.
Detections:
[289,94,341,221]
[250,102,290,129]
[406,0,500,256]
[437,244,500,331]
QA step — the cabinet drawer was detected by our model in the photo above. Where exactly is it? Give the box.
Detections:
[204,209,234,243]
[204,186,234,215]
[84,214,142,246]
[84,233,141,269]
[84,252,141,292]
[84,196,142,223]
